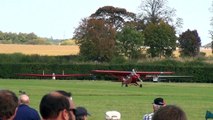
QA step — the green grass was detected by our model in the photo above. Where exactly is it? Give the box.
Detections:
[0,79,212,120]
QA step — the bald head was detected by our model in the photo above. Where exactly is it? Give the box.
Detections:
[19,94,30,105]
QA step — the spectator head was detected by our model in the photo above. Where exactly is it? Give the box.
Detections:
[152,105,187,120]
[75,107,90,120]
[152,97,166,112]
[39,92,73,120]
[19,94,30,105]
[54,90,72,98]
[0,90,18,120]
[55,90,76,120]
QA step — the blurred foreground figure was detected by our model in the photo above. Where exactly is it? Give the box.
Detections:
[0,90,18,120]
[39,91,75,120]
[152,105,187,120]
[55,90,76,120]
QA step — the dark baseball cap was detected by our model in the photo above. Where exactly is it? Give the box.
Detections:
[75,107,91,116]
[153,97,165,105]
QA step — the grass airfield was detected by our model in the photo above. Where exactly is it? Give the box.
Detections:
[0,79,212,120]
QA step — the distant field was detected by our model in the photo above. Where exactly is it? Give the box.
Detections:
[200,48,213,56]
[0,44,79,56]
[0,44,212,56]
[173,48,212,57]
[0,79,212,120]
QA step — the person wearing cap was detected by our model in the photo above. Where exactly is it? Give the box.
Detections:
[75,106,90,120]
[14,93,40,120]
[142,97,166,120]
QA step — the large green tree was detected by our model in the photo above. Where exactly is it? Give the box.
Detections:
[74,18,116,62]
[73,6,137,62]
[211,36,213,54]
[90,6,136,31]
[178,29,201,57]
[144,21,177,57]
[116,26,144,59]
[137,0,182,27]
[137,0,181,58]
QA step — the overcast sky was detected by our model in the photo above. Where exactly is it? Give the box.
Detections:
[0,0,212,45]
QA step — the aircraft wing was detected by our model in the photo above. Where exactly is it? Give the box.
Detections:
[91,70,174,78]
[92,70,174,75]
[158,75,193,78]
[136,71,175,76]
[17,73,91,78]
[158,75,193,81]
[91,70,132,76]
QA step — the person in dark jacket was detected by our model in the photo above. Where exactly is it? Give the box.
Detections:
[14,93,40,120]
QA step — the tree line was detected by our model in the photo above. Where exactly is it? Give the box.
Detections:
[0,31,52,44]
[1,0,213,63]
[73,0,204,62]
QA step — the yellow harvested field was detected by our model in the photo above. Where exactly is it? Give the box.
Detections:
[173,48,212,57]
[200,48,212,56]
[0,44,212,57]
[0,44,79,56]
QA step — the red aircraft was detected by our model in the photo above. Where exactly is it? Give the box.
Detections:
[17,71,91,80]
[91,69,175,87]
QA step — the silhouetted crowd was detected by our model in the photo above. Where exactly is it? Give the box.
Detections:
[0,89,187,120]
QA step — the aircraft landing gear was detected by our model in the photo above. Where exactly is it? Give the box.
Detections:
[121,83,128,87]
[121,82,124,87]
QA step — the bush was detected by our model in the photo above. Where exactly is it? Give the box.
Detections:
[110,56,126,64]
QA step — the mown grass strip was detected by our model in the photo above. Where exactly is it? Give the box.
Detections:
[0,79,212,120]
